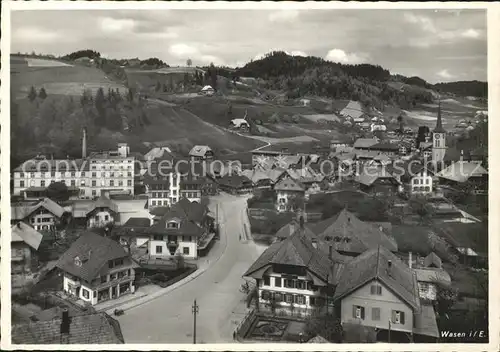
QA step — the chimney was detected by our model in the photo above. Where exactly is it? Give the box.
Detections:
[82,128,87,159]
[60,308,70,335]
[408,252,413,269]
[329,245,333,260]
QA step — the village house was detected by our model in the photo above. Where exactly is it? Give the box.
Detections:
[411,252,452,301]
[243,226,349,315]
[355,166,402,195]
[69,193,149,229]
[310,209,398,257]
[189,145,214,161]
[119,198,214,260]
[435,160,488,194]
[56,232,138,305]
[274,174,306,212]
[333,245,439,342]
[11,310,125,344]
[11,198,67,231]
[353,138,380,151]
[216,174,253,195]
[11,222,43,274]
[200,85,215,96]
[391,159,436,195]
[230,118,250,131]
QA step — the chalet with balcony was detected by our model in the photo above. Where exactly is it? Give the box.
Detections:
[333,246,439,342]
[56,232,138,305]
[11,198,67,232]
[435,160,488,195]
[243,227,349,316]
[189,145,214,161]
[355,166,402,195]
[216,174,252,195]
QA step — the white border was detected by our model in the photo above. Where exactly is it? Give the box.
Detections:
[1,1,499,351]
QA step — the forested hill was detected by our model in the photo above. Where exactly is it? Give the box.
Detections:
[235,51,432,110]
[234,51,486,105]
[434,80,487,99]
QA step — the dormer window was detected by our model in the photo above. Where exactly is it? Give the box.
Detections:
[74,256,82,267]
[167,221,179,229]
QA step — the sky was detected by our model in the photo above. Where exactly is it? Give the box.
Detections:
[10,8,487,83]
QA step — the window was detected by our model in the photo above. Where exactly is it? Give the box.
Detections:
[152,200,156,206]
[93,291,97,298]
[419,282,430,294]
[115,258,124,266]
[20,180,25,188]
[104,215,109,221]
[110,273,117,281]
[296,280,305,290]
[110,180,114,187]
[285,294,293,303]
[156,246,163,254]
[413,178,419,185]
[92,190,97,196]
[100,275,108,284]
[392,310,405,324]
[118,180,123,186]
[154,235,163,241]
[167,222,179,229]
[71,180,76,186]
[353,305,365,320]
[309,297,316,306]
[127,180,132,186]
[82,288,90,299]
[274,293,282,302]
[274,277,282,287]
[425,186,430,192]
[40,180,45,187]
[183,247,190,255]
[92,172,97,177]
[370,285,382,295]
[296,295,305,305]
[372,307,381,321]
[261,290,270,300]
[264,276,270,286]
[108,260,115,269]
[20,172,25,178]
[92,180,97,187]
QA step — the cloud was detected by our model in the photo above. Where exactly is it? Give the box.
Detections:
[462,28,482,39]
[291,51,307,57]
[404,12,437,33]
[325,49,366,64]
[169,43,199,57]
[13,27,61,42]
[268,10,300,23]
[437,69,454,79]
[99,17,136,33]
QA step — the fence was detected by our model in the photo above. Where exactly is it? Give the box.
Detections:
[235,308,257,341]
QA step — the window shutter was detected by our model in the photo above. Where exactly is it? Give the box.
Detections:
[400,312,405,325]
[361,307,365,319]
[391,310,396,323]
[352,305,357,318]
[370,285,375,294]
[377,286,382,295]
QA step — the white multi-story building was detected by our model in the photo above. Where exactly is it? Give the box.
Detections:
[12,144,135,199]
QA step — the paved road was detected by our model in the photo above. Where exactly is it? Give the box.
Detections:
[115,193,266,343]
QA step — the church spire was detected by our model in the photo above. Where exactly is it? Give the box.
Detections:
[434,98,445,133]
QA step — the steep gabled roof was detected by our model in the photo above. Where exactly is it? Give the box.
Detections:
[11,198,66,221]
[189,145,212,157]
[274,175,305,192]
[243,229,343,284]
[436,161,488,183]
[423,252,442,268]
[56,232,129,282]
[311,209,398,254]
[11,223,43,251]
[334,246,420,311]
[355,166,401,187]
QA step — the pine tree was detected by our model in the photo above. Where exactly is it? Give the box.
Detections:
[28,86,37,102]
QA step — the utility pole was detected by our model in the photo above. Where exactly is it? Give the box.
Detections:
[192,299,199,344]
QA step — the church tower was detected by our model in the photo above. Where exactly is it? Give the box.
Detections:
[432,100,447,164]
